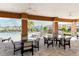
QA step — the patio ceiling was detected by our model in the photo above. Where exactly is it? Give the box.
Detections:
[0,3,79,19]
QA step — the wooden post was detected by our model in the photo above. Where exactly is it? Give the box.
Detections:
[53,17,58,34]
[21,13,28,41]
[71,20,77,36]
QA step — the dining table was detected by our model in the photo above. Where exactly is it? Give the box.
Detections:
[28,33,41,41]
[58,35,71,39]
[44,34,71,39]
[28,37,37,41]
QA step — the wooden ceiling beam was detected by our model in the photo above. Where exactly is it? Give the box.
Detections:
[0,11,79,22]
[76,19,79,22]
[58,18,74,22]
[0,11,21,18]
[28,14,54,21]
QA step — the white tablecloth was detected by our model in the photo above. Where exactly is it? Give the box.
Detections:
[28,37,37,41]
[58,35,71,40]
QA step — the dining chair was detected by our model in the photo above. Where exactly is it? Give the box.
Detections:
[43,36,53,48]
[21,37,34,56]
[47,37,53,48]
[11,39,21,55]
[21,40,33,56]
[53,32,60,46]
[59,36,71,49]
[33,38,40,51]
[77,33,79,39]
[43,36,48,46]
[1,37,21,55]
[2,37,11,42]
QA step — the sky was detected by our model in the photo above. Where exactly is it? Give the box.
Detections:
[30,20,73,26]
[30,20,79,27]
[0,18,21,27]
[0,18,79,27]
[58,22,72,25]
[31,20,53,26]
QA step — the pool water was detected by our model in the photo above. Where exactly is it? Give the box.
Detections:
[0,32,21,42]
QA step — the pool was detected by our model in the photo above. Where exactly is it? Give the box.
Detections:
[0,32,21,42]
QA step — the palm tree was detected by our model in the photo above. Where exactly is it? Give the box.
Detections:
[28,20,36,32]
[42,26,48,35]
[43,26,48,31]
[61,25,68,33]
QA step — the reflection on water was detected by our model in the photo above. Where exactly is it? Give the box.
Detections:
[0,32,21,42]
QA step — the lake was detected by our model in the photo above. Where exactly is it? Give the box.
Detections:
[0,32,21,42]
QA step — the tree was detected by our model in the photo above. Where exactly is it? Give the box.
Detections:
[28,20,36,32]
[43,26,48,31]
[61,25,67,32]
[42,26,48,35]
[28,20,34,29]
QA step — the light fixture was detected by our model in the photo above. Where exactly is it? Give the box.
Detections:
[68,11,79,19]
[59,11,79,19]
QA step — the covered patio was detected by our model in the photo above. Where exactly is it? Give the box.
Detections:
[0,37,79,56]
[0,3,79,56]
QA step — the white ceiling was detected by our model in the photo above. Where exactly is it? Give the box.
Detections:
[0,3,79,19]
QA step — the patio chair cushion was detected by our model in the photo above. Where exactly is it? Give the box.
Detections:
[24,46,32,50]
[21,41,34,56]
[22,36,27,41]
[24,42,32,47]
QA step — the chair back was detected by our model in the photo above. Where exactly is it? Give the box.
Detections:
[34,38,40,46]
[53,32,58,37]
[43,37,48,41]
[65,36,71,41]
